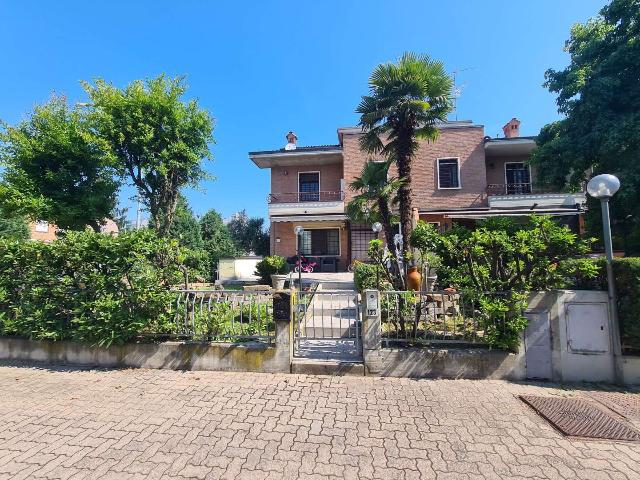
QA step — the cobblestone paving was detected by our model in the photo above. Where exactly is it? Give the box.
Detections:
[0,364,639,479]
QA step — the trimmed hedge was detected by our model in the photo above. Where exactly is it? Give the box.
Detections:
[563,257,640,354]
[0,230,187,346]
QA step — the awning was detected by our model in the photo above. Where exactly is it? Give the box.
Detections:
[419,207,583,220]
[270,214,348,224]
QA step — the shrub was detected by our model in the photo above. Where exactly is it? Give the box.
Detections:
[254,256,289,284]
[353,261,389,292]
[0,230,190,346]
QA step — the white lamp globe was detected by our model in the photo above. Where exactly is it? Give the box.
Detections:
[293,225,304,236]
[372,222,383,233]
[587,174,620,199]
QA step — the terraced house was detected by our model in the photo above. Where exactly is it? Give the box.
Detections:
[249,118,586,272]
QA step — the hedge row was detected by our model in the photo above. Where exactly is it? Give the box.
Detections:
[0,230,186,346]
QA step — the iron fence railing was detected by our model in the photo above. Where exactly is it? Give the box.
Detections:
[267,191,344,203]
[380,290,513,346]
[172,290,274,343]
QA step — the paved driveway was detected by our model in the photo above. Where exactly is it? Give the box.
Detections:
[0,363,639,479]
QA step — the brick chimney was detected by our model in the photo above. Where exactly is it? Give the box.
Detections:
[502,118,521,138]
[284,131,298,150]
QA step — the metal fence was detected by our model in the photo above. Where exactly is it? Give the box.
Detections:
[172,290,274,343]
[380,290,510,346]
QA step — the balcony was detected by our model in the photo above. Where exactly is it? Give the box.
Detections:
[487,184,586,210]
[267,191,345,218]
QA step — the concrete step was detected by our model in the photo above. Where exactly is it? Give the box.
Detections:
[291,358,364,376]
[317,281,356,291]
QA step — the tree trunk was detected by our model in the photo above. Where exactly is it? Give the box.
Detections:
[395,129,415,265]
[378,197,405,290]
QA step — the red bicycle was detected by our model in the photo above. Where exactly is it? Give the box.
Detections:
[294,254,316,273]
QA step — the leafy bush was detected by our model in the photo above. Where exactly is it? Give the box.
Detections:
[408,215,596,350]
[0,230,189,346]
[353,261,389,292]
[254,256,289,284]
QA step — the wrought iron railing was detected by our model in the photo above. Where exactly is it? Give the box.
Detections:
[379,291,513,346]
[172,290,274,343]
[486,183,581,196]
[267,191,344,203]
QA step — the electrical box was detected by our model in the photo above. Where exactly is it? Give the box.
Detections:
[566,302,610,353]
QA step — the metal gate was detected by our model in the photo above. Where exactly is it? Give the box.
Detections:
[294,290,362,360]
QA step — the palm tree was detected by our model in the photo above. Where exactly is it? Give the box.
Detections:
[346,159,403,257]
[357,52,453,259]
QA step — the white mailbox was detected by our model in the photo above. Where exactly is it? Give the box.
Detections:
[566,302,610,353]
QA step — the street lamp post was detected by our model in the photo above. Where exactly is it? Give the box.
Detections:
[586,174,624,384]
[372,222,383,290]
[294,225,304,290]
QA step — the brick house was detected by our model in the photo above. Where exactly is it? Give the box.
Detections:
[249,119,586,271]
[28,219,120,242]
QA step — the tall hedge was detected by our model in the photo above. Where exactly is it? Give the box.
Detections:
[0,230,186,346]
[563,257,640,354]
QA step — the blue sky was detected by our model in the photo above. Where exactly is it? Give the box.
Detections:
[1,0,605,222]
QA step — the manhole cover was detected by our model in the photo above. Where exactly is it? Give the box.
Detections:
[520,395,640,442]
[585,392,640,422]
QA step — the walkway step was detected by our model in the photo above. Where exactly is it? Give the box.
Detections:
[291,359,364,376]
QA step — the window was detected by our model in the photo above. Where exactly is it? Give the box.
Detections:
[505,163,531,194]
[35,221,49,233]
[437,158,460,189]
[298,172,320,201]
[298,229,339,256]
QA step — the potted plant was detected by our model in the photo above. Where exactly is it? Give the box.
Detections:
[254,256,289,289]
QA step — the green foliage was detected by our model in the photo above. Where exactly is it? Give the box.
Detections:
[531,0,640,254]
[254,256,288,284]
[353,261,388,292]
[347,159,403,257]
[0,230,189,346]
[563,256,640,353]
[192,301,273,341]
[83,75,214,236]
[169,195,204,251]
[357,52,454,256]
[0,95,118,231]
[227,210,269,256]
[200,209,240,280]
[0,215,29,240]
[410,216,596,350]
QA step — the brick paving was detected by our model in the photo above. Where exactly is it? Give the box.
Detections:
[0,363,639,479]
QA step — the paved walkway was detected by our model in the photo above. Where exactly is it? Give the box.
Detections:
[0,363,639,479]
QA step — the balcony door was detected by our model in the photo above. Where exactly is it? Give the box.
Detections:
[299,172,320,202]
[505,163,531,194]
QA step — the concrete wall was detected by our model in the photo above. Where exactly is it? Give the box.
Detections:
[0,319,291,373]
[218,257,262,282]
[527,290,616,384]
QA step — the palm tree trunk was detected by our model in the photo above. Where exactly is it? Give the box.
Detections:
[396,130,414,263]
[378,198,405,290]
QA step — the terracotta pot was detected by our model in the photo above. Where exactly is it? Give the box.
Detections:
[407,267,422,291]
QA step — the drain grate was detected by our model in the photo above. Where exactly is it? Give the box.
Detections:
[520,395,640,442]
[585,391,640,422]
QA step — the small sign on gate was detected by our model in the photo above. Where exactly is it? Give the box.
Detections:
[366,291,379,318]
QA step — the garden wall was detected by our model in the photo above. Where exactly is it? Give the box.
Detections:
[0,318,291,373]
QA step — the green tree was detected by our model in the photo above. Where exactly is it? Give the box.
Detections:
[531,0,640,252]
[0,215,29,240]
[228,210,270,256]
[168,195,203,251]
[357,53,453,258]
[83,75,214,237]
[0,96,118,232]
[200,209,239,279]
[347,160,404,255]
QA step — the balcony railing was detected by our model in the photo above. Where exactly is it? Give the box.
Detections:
[486,183,563,196]
[267,191,344,204]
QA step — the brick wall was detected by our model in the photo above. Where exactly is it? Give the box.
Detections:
[342,126,488,210]
[270,163,343,197]
[270,221,349,271]
[29,221,57,242]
